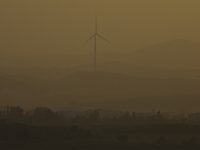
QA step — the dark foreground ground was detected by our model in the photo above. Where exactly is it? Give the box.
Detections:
[1,123,200,150]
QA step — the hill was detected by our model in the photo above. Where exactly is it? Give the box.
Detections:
[131,39,200,69]
[1,61,200,80]
[1,71,200,111]
[0,72,50,106]
[0,39,200,69]
[51,72,200,96]
[38,71,200,111]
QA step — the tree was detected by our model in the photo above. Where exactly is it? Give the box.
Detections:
[70,115,80,123]
[124,111,130,121]
[118,134,128,142]
[188,136,199,145]
[88,110,100,123]
[132,111,136,120]
[157,136,168,145]
[33,107,53,122]
[8,106,24,120]
[119,111,131,123]
[156,110,163,122]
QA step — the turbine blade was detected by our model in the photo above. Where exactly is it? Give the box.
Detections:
[95,15,97,33]
[83,34,95,44]
[97,34,110,43]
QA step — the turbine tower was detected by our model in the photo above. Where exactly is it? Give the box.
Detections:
[84,16,110,72]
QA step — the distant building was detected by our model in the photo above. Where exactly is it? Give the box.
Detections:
[60,110,82,118]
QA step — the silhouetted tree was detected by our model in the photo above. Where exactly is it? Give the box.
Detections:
[157,136,168,145]
[124,111,130,120]
[132,111,136,120]
[152,109,155,114]
[118,134,128,142]
[8,106,24,120]
[118,111,131,123]
[188,136,199,145]
[33,107,53,122]
[89,110,100,123]
[2,123,30,141]
[70,115,80,123]
[156,110,164,122]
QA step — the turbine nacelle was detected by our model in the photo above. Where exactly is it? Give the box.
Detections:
[84,33,110,44]
[83,16,110,72]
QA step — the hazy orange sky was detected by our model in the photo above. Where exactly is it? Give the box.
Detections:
[1,0,200,56]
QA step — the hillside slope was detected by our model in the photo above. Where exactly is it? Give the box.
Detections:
[1,39,200,69]
[1,71,200,110]
[1,61,200,80]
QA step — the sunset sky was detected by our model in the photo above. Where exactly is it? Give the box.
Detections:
[1,0,200,56]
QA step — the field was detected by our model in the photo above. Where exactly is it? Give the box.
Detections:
[1,123,200,149]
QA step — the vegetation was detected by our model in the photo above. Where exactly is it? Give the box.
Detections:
[1,106,200,149]
[0,105,200,124]
[0,123,200,149]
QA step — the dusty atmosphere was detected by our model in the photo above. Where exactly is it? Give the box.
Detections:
[1,1,200,149]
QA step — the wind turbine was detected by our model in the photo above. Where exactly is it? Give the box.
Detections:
[84,16,110,72]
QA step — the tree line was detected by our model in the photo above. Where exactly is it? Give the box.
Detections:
[0,106,198,124]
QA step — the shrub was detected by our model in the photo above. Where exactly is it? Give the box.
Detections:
[157,136,168,145]
[188,136,198,145]
[118,134,128,142]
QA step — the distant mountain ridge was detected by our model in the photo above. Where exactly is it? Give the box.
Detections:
[1,61,200,80]
[0,39,200,69]
[1,71,200,110]
[37,71,200,111]
[53,71,200,96]
[132,39,200,69]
